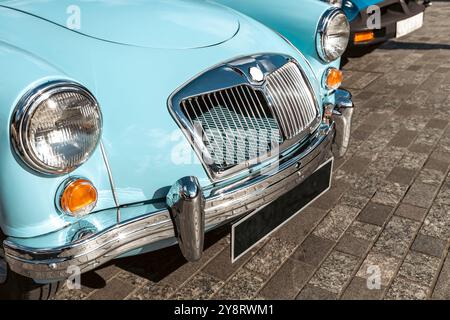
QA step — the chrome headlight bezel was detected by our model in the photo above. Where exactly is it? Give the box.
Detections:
[322,0,344,8]
[10,80,103,175]
[316,8,350,63]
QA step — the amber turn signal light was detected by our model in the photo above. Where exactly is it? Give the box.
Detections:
[60,179,98,216]
[354,31,375,43]
[324,68,343,90]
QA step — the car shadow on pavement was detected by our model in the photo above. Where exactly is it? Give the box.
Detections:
[380,41,450,50]
[79,224,230,290]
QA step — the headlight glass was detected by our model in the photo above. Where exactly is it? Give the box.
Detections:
[317,10,350,62]
[323,0,343,7]
[11,81,102,175]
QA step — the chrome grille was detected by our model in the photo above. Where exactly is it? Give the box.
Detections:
[172,54,320,181]
[181,85,282,172]
[266,62,318,139]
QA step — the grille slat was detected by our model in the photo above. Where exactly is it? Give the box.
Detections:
[179,61,317,176]
[266,62,317,140]
[266,77,292,138]
[278,70,304,130]
[271,74,295,137]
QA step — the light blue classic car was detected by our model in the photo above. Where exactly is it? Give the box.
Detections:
[0,0,353,299]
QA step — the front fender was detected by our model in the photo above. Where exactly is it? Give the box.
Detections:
[0,41,116,238]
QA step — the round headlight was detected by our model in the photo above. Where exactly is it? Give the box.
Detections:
[316,9,350,62]
[11,81,102,175]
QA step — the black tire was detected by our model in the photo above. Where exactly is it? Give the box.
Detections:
[0,235,62,300]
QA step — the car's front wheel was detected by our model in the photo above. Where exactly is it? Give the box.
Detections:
[0,237,61,300]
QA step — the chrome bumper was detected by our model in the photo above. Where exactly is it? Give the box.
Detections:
[3,91,353,282]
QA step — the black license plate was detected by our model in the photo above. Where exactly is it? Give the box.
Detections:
[231,158,333,262]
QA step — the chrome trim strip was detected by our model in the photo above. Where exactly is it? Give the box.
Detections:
[100,142,121,223]
[3,128,334,281]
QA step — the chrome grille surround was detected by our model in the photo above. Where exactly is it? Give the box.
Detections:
[169,54,321,182]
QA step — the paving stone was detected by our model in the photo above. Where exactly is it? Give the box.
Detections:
[373,216,421,258]
[259,259,315,300]
[366,149,406,179]
[172,272,224,300]
[116,271,149,288]
[340,156,371,175]
[336,234,372,258]
[394,204,429,222]
[345,174,380,197]
[341,276,386,300]
[411,234,447,258]
[426,119,448,130]
[415,128,443,146]
[309,251,360,294]
[291,234,335,267]
[357,252,401,286]
[386,167,417,185]
[403,182,440,208]
[126,282,176,300]
[430,150,450,163]
[421,204,450,240]
[339,192,372,210]
[343,70,382,90]
[409,143,434,155]
[385,277,429,300]
[158,236,228,288]
[388,130,417,148]
[432,254,450,300]
[313,204,361,241]
[346,221,382,242]
[55,286,89,300]
[311,187,346,211]
[272,206,328,245]
[244,238,296,278]
[213,268,265,300]
[352,126,375,141]
[399,152,429,171]
[88,278,135,300]
[435,177,450,206]
[357,202,394,227]
[296,285,338,300]
[372,181,409,207]
[92,264,122,282]
[424,158,450,174]
[416,169,445,186]
[397,252,441,287]
[203,245,256,281]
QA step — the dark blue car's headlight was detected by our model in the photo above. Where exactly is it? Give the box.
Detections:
[322,0,344,7]
[316,8,350,62]
[11,81,102,175]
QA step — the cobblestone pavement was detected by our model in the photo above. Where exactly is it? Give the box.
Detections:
[56,2,450,300]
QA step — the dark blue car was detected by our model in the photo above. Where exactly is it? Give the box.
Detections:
[323,0,431,55]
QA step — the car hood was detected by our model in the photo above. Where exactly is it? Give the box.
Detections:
[0,0,240,49]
